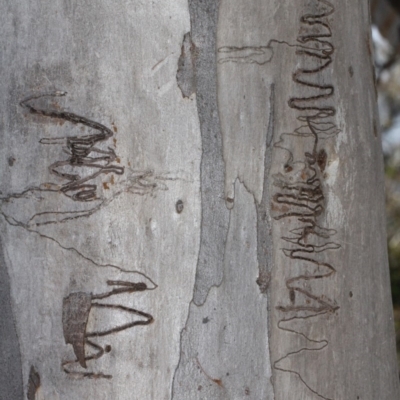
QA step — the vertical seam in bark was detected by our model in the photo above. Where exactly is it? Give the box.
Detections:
[256,83,275,295]
[256,83,276,399]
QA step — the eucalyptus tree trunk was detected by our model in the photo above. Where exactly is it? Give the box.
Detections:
[1,0,399,399]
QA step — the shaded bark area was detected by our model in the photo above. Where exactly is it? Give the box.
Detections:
[0,237,23,400]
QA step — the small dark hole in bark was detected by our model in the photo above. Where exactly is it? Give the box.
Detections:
[176,200,184,213]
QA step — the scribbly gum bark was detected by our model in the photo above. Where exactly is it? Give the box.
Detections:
[0,1,200,399]
[0,0,399,399]
[217,0,399,399]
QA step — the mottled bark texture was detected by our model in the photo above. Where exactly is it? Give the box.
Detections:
[1,0,399,399]
[0,1,200,398]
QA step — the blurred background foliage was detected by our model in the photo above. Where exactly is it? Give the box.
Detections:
[371,0,400,373]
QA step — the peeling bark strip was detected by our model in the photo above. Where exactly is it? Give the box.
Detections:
[176,32,196,98]
[272,1,340,399]
[62,292,92,369]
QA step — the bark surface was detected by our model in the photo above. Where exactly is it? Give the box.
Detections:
[1,0,399,399]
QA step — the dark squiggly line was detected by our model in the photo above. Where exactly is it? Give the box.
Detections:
[20,91,124,202]
[0,210,159,289]
[62,280,154,379]
[216,2,339,396]
[272,1,340,399]
[274,312,331,400]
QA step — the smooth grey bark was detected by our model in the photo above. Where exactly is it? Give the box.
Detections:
[0,1,201,399]
[1,0,399,400]
[175,2,400,400]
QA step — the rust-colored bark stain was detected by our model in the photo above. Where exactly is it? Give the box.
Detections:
[270,202,289,213]
[284,164,293,172]
[62,292,92,368]
[27,366,40,400]
[195,358,224,388]
[50,100,61,110]
[103,182,109,190]
[213,379,224,387]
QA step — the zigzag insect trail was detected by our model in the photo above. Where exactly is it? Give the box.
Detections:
[20,91,124,202]
[272,1,340,399]
[62,281,154,379]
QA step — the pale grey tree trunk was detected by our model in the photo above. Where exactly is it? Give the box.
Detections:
[1,1,399,399]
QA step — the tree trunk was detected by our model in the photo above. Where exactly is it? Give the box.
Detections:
[1,1,399,399]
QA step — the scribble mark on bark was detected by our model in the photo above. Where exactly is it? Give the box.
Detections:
[62,280,154,379]
[218,1,341,398]
[271,1,340,399]
[20,91,124,202]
